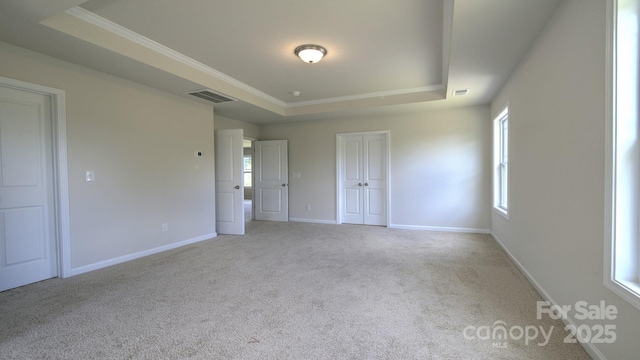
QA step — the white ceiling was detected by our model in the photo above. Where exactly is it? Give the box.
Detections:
[0,0,563,124]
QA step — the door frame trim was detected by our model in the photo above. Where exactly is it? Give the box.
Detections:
[0,76,71,278]
[336,130,390,226]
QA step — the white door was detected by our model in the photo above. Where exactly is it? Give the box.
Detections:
[339,133,387,226]
[254,140,288,221]
[0,86,57,291]
[215,129,244,235]
[341,136,364,224]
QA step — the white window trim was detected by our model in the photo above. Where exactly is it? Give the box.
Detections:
[605,0,640,311]
[493,104,509,220]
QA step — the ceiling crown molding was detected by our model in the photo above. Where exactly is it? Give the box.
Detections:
[286,85,445,108]
[64,6,287,108]
[48,6,451,118]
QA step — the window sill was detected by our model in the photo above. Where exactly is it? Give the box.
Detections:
[605,278,640,312]
[493,206,509,220]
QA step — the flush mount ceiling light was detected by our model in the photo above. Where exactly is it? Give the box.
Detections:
[294,44,327,64]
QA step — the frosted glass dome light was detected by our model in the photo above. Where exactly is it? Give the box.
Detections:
[294,44,327,64]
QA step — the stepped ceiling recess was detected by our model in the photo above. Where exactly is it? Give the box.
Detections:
[0,0,562,124]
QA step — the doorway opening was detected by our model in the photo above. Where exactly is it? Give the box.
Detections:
[243,138,253,222]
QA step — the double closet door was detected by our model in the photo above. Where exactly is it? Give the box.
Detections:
[338,132,387,226]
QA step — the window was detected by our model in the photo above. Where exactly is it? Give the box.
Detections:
[605,0,640,311]
[493,105,509,218]
[243,155,252,187]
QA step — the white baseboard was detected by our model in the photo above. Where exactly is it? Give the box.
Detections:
[389,224,490,234]
[289,218,338,225]
[70,233,217,276]
[489,232,607,360]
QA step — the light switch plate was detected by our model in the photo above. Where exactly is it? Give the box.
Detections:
[85,171,95,182]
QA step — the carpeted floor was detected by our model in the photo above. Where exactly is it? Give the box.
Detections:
[0,221,591,359]
[244,199,252,222]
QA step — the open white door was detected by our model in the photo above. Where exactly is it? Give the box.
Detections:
[254,140,288,222]
[215,129,244,234]
[0,86,57,291]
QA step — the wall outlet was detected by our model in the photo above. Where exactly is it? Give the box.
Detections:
[162,223,168,232]
[306,204,311,211]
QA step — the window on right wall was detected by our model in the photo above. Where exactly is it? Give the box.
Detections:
[493,105,509,219]
[605,0,640,311]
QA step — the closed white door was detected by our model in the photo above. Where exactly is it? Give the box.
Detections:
[215,129,244,235]
[363,134,387,225]
[341,136,364,224]
[254,140,288,222]
[339,133,387,226]
[0,86,57,291]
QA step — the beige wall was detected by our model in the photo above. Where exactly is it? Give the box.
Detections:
[491,0,640,358]
[0,41,216,270]
[260,105,491,230]
[214,114,260,139]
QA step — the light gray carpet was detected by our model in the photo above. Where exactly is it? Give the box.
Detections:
[244,199,252,222]
[0,221,590,359]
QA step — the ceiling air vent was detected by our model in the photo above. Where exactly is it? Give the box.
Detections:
[187,89,237,104]
[452,89,469,97]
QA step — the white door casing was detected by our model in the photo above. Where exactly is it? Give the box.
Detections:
[338,132,388,226]
[215,129,244,235]
[0,86,57,291]
[0,76,70,282]
[254,140,288,222]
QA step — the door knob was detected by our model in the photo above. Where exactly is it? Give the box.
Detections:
[282,183,287,187]
[234,185,240,189]
[358,183,363,186]
[364,183,369,186]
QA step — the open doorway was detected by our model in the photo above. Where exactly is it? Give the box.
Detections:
[243,138,253,222]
